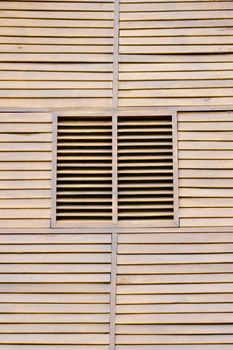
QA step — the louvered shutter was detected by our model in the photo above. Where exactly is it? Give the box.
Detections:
[118,114,174,222]
[54,111,177,226]
[56,114,113,223]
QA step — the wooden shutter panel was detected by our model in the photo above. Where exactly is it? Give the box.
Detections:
[56,114,113,223]
[118,114,175,222]
[55,111,177,226]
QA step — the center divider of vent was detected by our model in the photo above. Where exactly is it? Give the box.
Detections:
[56,115,112,222]
[118,115,174,221]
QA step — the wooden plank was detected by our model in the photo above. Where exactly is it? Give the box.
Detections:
[0,54,113,63]
[121,10,233,21]
[0,2,114,11]
[120,80,233,89]
[0,163,51,171]
[0,124,51,133]
[0,45,113,54]
[120,37,233,45]
[180,188,233,196]
[0,9,113,20]
[180,179,233,187]
[0,98,112,108]
[118,242,233,254]
[0,346,109,350]
[179,111,233,121]
[0,81,112,89]
[0,63,113,72]
[119,45,233,54]
[117,303,232,315]
[0,253,111,263]
[0,18,113,28]
[116,334,233,344]
[0,283,110,293]
[0,273,110,284]
[0,27,113,37]
[179,122,233,131]
[0,324,109,334]
[180,218,233,226]
[0,144,52,152]
[120,18,233,29]
[180,197,233,207]
[179,143,233,151]
[118,254,233,265]
[0,303,110,313]
[119,71,233,81]
[179,159,233,168]
[0,171,51,180]
[0,153,51,162]
[120,2,233,11]
[0,219,51,228]
[0,243,111,253]
[116,324,233,334]
[0,198,51,208]
[0,334,108,345]
[0,113,52,122]
[119,88,233,98]
[118,293,233,305]
[0,293,110,303]
[0,209,50,219]
[116,313,233,324]
[0,344,109,350]
[118,263,233,275]
[0,180,51,189]
[0,90,112,98]
[0,234,111,244]
[118,232,233,243]
[121,28,233,37]
[0,264,111,273]
[119,97,233,107]
[0,314,109,324]
[0,71,112,80]
[117,274,233,284]
[0,134,52,142]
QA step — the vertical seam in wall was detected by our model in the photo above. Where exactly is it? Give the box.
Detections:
[110,231,118,350]
[112,0,120,224]
[50,112,58,228]
[172,109,180,227]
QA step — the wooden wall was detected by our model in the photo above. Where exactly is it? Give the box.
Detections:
[0,232,112,349]
[179,111,233,227]
[0,0,114,108]
[1,1,233,350]
[0,111,53,228]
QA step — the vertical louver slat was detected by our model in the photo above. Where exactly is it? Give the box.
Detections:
[118,115,174,221]
[56,115,112,222]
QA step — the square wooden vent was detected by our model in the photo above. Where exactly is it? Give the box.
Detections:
[53,112,177,227]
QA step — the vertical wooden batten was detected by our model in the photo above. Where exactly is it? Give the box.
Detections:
[112,0,120,224]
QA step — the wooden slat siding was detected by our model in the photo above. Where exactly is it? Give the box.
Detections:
[119,0,233,108]
[0,0,114,109]
[0,233,111,348]
[116,231,233,348]
[178,110,233,227]
[0,111,52,228]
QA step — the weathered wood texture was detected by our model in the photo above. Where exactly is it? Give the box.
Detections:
[0,111,53,228]
[178,110,233,227]
[119,0,233,107]
[0,0,114,108]
[116,231,233,348]
[0,233,112,349]
[1,1,233,349]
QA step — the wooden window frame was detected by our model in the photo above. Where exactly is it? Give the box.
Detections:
[51,107,179,229]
